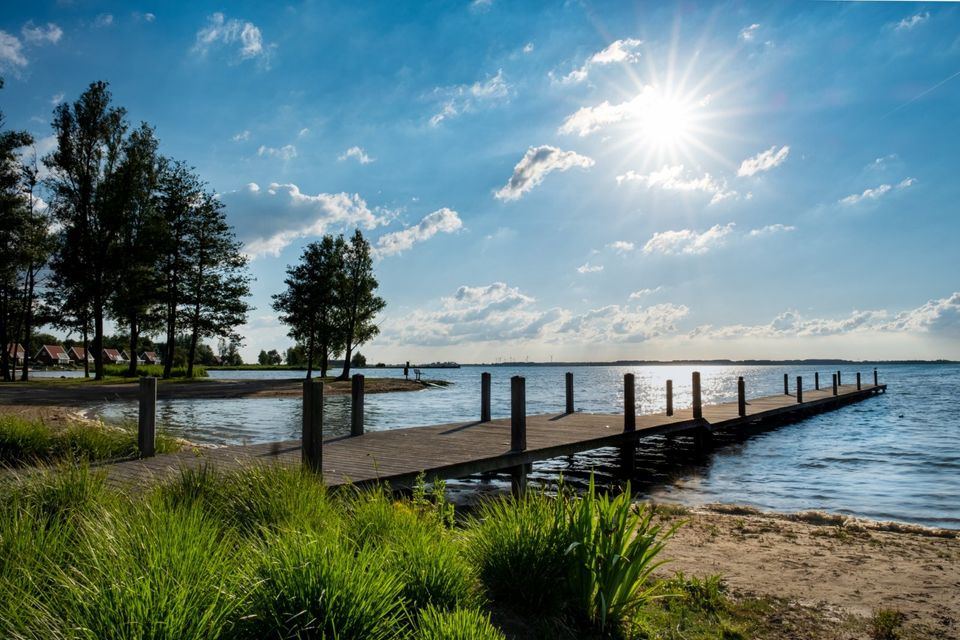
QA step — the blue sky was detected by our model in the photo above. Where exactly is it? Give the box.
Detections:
[2,1,959,363]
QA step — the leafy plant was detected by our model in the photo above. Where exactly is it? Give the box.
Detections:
[414,605,506,640]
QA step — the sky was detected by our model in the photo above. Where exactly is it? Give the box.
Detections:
[2,0,959,364]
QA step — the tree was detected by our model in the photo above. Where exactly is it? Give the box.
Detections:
[336,230,385,380]
[180,190,251,378]
[257,349,269,365]
[218,336,243,365]
[272,235,346,379]
[45,81,128,380]
[350,351,366,368]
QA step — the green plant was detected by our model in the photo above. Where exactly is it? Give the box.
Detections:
[388,526,480,613]
[565,476,680,632]
[102,363,207,378]
[414,605,505,640]
[871,608,904,640]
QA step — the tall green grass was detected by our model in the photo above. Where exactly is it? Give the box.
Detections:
[0,415,180,467]
[103,363,207,378]
[414,605,506,640]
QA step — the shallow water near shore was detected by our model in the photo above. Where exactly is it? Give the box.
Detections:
[93,363,960,529]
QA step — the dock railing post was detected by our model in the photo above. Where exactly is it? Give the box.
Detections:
[138,376,156,458]
[692,371,702,420]
[857,372,861,390]
[565,372,574,414]
[624,373,636,432]
[784,373,789,395]
[480,372,491,422]
[837,370,842,386]
[815,372,820,390]
[796,376,803,403]
[737,376,746,417]
[510,376,526,452]
[832,373,838,396]
[351,374,364,437]
[874,368,878,386]
[302,379,323,472]
[666,380,673,416]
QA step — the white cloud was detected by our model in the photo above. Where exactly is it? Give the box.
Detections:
[555,303,690,343]
[373,208,462,258]
[607,240,635,255]
[617,164,736,205]
[748,224,796,237]
[559,38,643,84]
[739,23,760,42]
[577,262,604,274]
[882,292,960,336]
[94,14,114,28]
[523,42,534,54]
[629,287,663,299]
[221,182,390,258]
[559,90,648,137]
[0,31,27,70]
[338,145,374,164]
[232,130,251,142]
[21,22,63,44]
[895,12,929,32]
[495,145,594,201]
[257,144,297,161]
[642,223,736,256]
[194,12,273,64]
[50,92,64,106]
[298,127,310,138]
[430,69,511,126]
[470,0,494,12]
[737,145,790,177]
[839,178,912,205]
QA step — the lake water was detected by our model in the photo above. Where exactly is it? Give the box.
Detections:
[92,364,960,529]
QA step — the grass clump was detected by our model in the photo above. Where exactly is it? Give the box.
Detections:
[0,415,180,467]
[103,363,208,378]
[871,607,905,640]
[414,605,505,640]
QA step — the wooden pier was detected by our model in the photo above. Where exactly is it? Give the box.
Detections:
[99,370,887,492]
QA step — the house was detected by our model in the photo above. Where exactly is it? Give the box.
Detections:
[6,343,26,366]
[141,351,161,365]
[67,346,94,364]
[121,350,145,364]
[34,345,71,366]
[102,348,126,365]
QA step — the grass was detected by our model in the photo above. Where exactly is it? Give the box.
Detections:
[0,415,181,467]
[103,363,207,378]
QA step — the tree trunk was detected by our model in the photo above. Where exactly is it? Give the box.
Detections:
[93,294,104,380]
[163,291,176,379]
[187,305,200,379]
[320,339,328,378]
[306,336,314,379]
[0,290,9,382]
[82,320,89,378]
[339,338,353,381]
[127,318,139,376]
[20,267,35,382]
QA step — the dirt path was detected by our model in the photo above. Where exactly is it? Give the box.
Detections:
[655,506,959,638]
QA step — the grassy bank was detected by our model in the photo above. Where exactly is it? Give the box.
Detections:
[0,464,788,640]
[0,416,181,467]
[103,363,208,378]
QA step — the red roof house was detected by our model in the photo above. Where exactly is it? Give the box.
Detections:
[102,348,126,364]
[34,345,70,365]
[141,351,161,365]
[6,343,26,366]
[67,346,94,364]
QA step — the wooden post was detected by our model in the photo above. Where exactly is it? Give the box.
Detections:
[796,376,803,403]
[692,371,702,420]
[666,379,673,416]
[302,379,323,472]
[511,464,528,496]
[815,372,820,390]
[837,370,842,386]
[857,372,861,390]
[832,373,838,396]
[874,368,878,386]
[510,376,526,452]
[565,372,574,414]
[624,373,636,432]
[737,376,746,417]
[138,376,156,458]
[480,372,491,422]
[350,374,364,437]
[784,373,789,395]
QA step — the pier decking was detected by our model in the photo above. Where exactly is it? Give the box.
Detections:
[100,376,887,491]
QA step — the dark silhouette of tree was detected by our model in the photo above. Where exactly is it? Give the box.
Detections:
[336,230,384,380]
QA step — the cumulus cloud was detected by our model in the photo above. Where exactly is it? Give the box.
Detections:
[221,182,389,258]
[338,146,374,164]
[895,12,929,31]
[577,262,604,274]
[21,22,63,44]
[748,224,796,237]
[617,164,736,205]
[642,223,735,256]
[194,12,273,64]
[257,144,297,161]
[0,31,27,71]
[839,177,913,205]
[607,240,635,255]
[495,145,594,201]
[882,292,960,335]
[430,69,510,126]
[373,208,462,258]
[737,145,790,177]
[555,303,690,343]
[558,38,643,84]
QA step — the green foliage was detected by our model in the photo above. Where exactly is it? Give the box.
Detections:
[103,362,207,378]
[0,415,180,466]
[871,608,905,640]
[351,350,367,367]
[414,605,506,640]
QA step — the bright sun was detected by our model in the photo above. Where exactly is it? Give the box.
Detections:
[636,90,695,152]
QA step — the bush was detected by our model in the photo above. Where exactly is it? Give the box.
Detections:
[414,605,505,640]
[388,526,480,613]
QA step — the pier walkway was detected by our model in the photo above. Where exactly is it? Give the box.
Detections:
[100,372,887,491]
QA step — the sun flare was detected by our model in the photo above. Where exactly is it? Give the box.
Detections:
[635,90,695,152]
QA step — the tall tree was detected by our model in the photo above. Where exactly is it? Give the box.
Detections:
[272,235,346,379]
[44,81,128,380]
[336,229,385,380]
[17,152,52,381]
[180,190,252,378]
